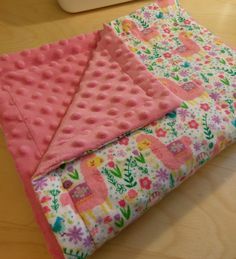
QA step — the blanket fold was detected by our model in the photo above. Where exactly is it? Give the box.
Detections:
[0,1,235,259]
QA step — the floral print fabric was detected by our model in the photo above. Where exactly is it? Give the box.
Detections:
[32,1,236,258]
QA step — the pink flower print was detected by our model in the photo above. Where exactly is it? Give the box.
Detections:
[200,103,210,111]
[66,226,84,244]
[118,137,129,145]
[188,120,199,129]
[118,199,126,208]
[221,103,228,109]
[184,19,191,25]
[203,45,211,50]
[108,227,114,234]
[104,216,113,224]
[91,227,99,236]
[108,161,115,168]
[128,189,138,199]
[155,128,167,137]
[156,58,164,63]
[139,177,152,190]
[164,28,170,33]
[163,52,172,58]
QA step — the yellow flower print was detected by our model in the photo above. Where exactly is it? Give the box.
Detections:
[137,138,151,151]
[86,156,104,168]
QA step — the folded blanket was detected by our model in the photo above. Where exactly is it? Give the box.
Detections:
[0,1,235,258]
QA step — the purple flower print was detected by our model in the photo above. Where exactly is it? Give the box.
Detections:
[97,217,103,224]
[214,81,222,88]
[193,142,201,152]
[209,123,218,131]
[177,109,190,121]
[209,51,216,56]
[83,236,93,248]
[33,177,47,191]
[152,181,162,192]
[140,54,148,61]
[132,149,139,156]
[179,70,189,77]
[66,162,74,172]
[156,168,168,182]
[114,214,121,221]
[143,11,151,19]
[117,150,126,157]
[66,226,84,244]
[194,66,201,71]
[212,115,221,124]
[209,92,220,101]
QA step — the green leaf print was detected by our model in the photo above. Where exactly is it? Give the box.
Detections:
[172,74,180,81]
[225,99,235,114]
[144,48,151,54]
[115,217,125,228]
[68,169,79,180]
[169,174,175,189]
[196,36,204,42]
[120,205,131,220]
[220,77,230,86]
[167,121,178,137]
[114,26,121,33]
[116,184,126,194]
[130,14,149,28]
[109,165,122,178]
[172,66,180,72]
[148,65,154,71]
[134,152,146,164]
[202,114,214,140]
[124,157,137,188]
[49,189,60,212]
[141,127,153,134]
[219,58,226,65]
[101,168,126,194]
[63,248,88,259]
[180,102,188,109]
[200,73,209,83]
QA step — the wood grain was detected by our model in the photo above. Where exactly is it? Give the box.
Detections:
[0,1,236,258]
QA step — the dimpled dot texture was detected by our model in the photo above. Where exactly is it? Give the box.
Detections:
[0,32,98,176]
[0,28,181,178]
[35,26,181,177]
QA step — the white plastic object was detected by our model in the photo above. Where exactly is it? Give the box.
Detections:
[57,0,134,13]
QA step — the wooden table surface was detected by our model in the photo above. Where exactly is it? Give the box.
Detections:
[0,0,236,258]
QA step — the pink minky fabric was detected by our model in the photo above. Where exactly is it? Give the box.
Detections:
[0,27,181,179]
